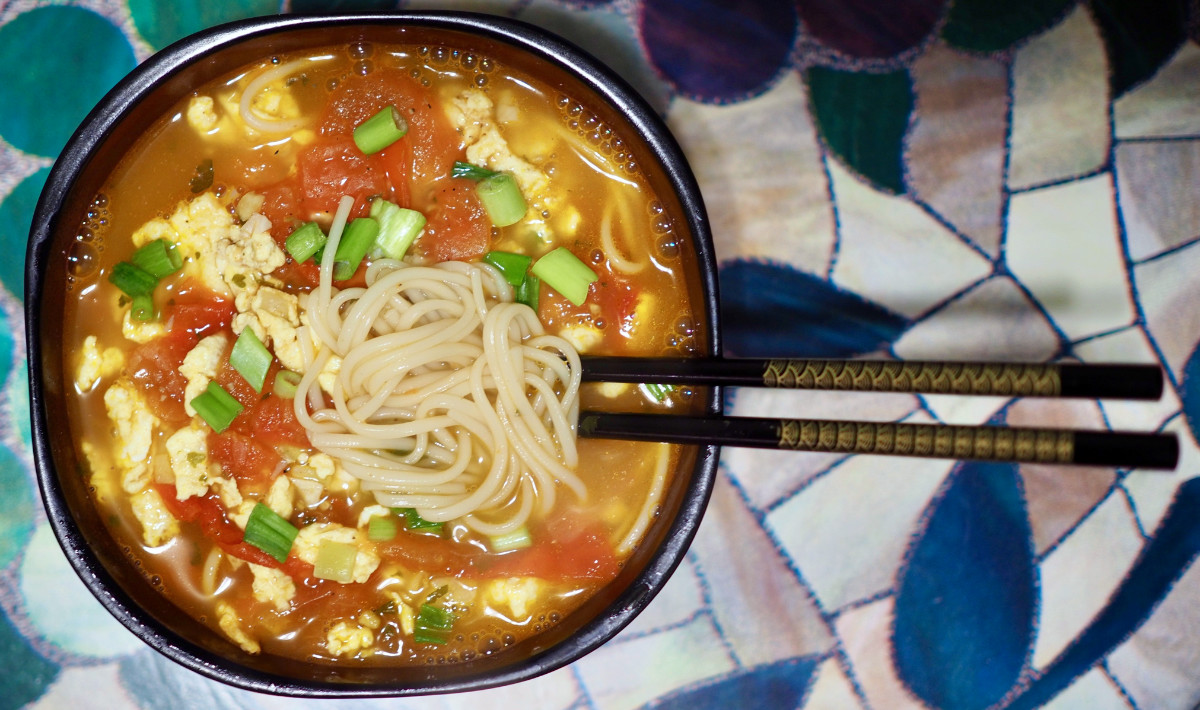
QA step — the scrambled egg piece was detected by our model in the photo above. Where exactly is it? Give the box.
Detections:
[249,563,296,612]
[186,95,219,133]
[483,577,544,621]
[129,487,179,547]
[165,423,211,500]
[131,193,285,300]
[288,451,340,506]
[121,310,165,343]
[180,333,228,416]
[448,89,549,214]
[122,462,151,495]
[326,620,374,657]
[263,474,294,520]
[75,335,124,392]
[210,475,244,510]
[103,378,158,468]
[558,324,603,353]
[217,601,260,654]
[232,286,303,372]
[293,522,380,584]
[357,504,391,529]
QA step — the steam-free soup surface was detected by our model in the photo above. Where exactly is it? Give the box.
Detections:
[65,41,700,664]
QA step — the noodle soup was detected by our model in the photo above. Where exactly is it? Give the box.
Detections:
[60,37,705,667]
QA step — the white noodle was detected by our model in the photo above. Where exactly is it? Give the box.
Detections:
[237,58,314,134]
[296,254,585,534]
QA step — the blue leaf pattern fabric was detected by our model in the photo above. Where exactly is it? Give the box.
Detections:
[893,460,1037,710]
[718,260,910,358]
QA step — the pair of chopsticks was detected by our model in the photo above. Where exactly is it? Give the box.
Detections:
[576,357,1179,470]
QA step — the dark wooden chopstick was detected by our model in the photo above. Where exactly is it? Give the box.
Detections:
[577,411,1179,470]
[579,357,1164,400]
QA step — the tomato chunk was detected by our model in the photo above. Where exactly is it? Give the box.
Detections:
[419,180,491,262]
[154,484,279,567]
[206,428,282,494]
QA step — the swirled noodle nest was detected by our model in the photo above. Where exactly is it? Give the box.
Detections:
[295,257,584,536]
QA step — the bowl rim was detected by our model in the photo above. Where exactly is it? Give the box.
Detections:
[25,11,722,697]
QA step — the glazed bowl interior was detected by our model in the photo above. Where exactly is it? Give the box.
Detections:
[26,13,720,696]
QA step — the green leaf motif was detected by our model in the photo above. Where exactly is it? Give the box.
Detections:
[0,609,59,709]
[128,0,277,50]
[941,0,1077,52]
[806,66,914,195]
[1089,0,1188,97]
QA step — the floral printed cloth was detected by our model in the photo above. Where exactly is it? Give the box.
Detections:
[3,1,1200,708]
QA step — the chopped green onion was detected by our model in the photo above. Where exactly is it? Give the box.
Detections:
[242,502,298,563]
[641,382,676,403]
[129,293,156,322]
[131,239,183,279]
[285,221,327,264]
[393,507,443,535]
[274,370,302,398]
[313,539,358,583]
[476,173,527,227]
[515,273,540,311]
[414,603,455,645]
[531,247,598,306]
[370,198,426,260]
[488,526,532,552]
[189,158,214,193]
[333,217,380,280]
[190,381,244,433]
[367,514,398,542]
[353,105,408,155]
[482,250,533,286]
[230,328,272,392]
[450,161,498,181]
[108,261,158,298]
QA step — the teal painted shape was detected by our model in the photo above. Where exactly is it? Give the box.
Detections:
[0,442,34,569]
[806,66,914,194]
[0,8,135,158]
[0,168,49,302]
[0,608,59,710]
[291,0,394,11]
[129,0,278,50]
[941,0,1076,52]
[1090,0,1188,97]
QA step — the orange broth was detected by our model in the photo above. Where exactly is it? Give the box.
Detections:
[62,42,702,665]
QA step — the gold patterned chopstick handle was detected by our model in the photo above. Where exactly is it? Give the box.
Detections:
[763,360,1061,396]
[775,419,1075,463]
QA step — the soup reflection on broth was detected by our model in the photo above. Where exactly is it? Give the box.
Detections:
[64,42,700,665]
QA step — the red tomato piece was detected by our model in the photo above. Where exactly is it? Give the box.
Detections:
[319,68,460,187]
[296,138,387,220]
[127,331,195,427]
[419,180,491,262]
[154,484,279,567]
[206,428,282,493]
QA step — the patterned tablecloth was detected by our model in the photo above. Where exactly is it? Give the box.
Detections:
[4,0,1200,708]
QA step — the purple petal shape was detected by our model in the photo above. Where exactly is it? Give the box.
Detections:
[639,0,798,102]
[797,0,947,58]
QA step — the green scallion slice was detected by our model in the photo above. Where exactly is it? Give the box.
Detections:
[333,217,381,281]
[285,221,327,264]
[230,328,272,392]
[313,539,358,583]
[476,173,527,228]
[242,502,298,563]
[370,198,426,260]
[353,106,408,155]
[515,273,540,311]
[488,526,532,552]
[394,507,443,535]
[482,250,533,286]
[131,239,183,279]
[450,161,498,181]
[274,370,302,399]
[414,603,455,645]
[531,247,598,306]
[367,514,398,542]
[190,381,244,433]
[129,293,156,322]
[108,261,159,298]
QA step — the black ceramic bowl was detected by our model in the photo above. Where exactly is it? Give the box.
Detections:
[25,12,720,697]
